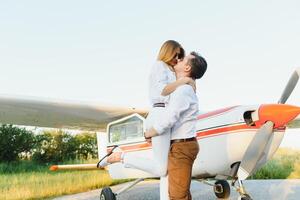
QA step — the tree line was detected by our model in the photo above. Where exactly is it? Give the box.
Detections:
[0,124,98,163]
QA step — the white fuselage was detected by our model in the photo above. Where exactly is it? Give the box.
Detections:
[107,105,285,179]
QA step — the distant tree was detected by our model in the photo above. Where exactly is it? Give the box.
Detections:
[0,124,35,162]
[75,132,97,159]
[33,130,78,163]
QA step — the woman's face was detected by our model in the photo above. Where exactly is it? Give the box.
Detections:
[169,48,184,67]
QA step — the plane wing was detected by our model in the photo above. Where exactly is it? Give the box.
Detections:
[0,95,148,131]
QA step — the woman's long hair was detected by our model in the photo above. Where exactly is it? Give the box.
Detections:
[157,40,185,66]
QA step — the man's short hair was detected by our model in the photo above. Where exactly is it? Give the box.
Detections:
[188,52,207,79]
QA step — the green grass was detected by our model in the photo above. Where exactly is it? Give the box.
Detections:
[0,170,115,200]
[0,161,48,174]
[1,148,299,199]
[251,148,300,179]
[0,160,128,200]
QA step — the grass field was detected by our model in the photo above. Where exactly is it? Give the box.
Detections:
[251,148,300,179]
[0,160,126,200]
[0,170,113,200]
[1,148,299,200]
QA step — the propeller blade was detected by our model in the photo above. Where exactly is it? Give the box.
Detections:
[237,121,274,180]
[278,68,300,104]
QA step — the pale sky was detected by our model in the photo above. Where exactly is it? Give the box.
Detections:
[0,1,300,148]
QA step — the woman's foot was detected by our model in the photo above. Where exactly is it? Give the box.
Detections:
[98,152,123,168]
[107,152,123,163]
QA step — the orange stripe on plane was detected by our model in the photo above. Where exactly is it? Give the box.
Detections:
[108,124,250,152]
[197,124,256,138]
[108,123,285,152]
[108,142,152,152]
[197,123,285,139]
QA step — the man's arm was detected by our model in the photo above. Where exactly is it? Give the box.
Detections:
[145,86,191,137]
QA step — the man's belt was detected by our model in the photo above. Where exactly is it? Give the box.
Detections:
[171,137,196,144]
[153,103,165,107]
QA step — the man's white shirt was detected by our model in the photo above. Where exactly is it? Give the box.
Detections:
[153,84,199,140]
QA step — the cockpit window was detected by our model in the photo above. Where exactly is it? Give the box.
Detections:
[109,116,144,144]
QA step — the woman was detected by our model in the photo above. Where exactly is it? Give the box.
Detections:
[99,40,195,198]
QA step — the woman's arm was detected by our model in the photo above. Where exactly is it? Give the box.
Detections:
[161,77,196,96]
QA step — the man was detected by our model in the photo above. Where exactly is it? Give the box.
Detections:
[145,52,207,200]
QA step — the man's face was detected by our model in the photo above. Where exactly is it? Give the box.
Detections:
[174,54,195,74]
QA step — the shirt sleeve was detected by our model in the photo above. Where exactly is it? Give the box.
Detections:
[152,86,191,135]
[150,61,170,96]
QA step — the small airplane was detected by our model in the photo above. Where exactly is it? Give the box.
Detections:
[0,69,300,200]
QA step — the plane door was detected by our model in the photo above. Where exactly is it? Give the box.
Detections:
[106,114,154,179]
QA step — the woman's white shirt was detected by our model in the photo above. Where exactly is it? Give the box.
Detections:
[149,61,176,105]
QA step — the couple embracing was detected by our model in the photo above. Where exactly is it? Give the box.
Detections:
[100,40,207,200]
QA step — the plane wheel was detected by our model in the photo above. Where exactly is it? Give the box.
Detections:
[214,180,230,199]
[241,194,252,200]
[100,187,116,200]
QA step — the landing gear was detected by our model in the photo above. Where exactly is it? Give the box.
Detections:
[233,179,253,200]
[213,180,231,199]
[239,194,252,200]
[229,162,253,200]
[99,178,144,200]
[100,187,116,200]
[196,179,231,199]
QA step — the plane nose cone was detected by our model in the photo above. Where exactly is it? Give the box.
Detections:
[258,104,300,128]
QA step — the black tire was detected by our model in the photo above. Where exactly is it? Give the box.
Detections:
[214,180,231,199]
[100,187,116,200]
[241,194,252,200]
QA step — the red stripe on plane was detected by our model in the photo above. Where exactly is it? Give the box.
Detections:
[108,142,151,152]
[197,124,256,138]
[108,123,251,152]
[197,106,238,120]
[108,124,285,152]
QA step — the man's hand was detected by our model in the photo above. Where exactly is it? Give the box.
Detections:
[145,137,152,144]
[144,127,158,138]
